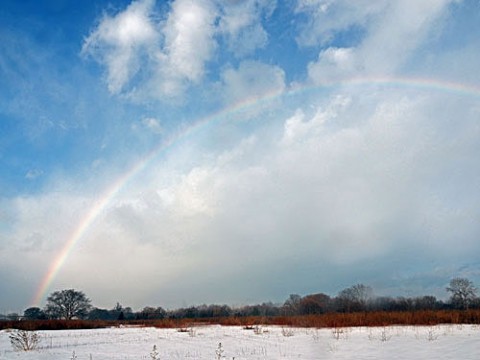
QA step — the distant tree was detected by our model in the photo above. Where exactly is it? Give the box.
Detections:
[122,307,134,320]
[336,284,373,312]
[446,278,477,310]
[370,296,396,311]
[394,296,414,311]
[7,313,20,321]
[137,306,166,320]
[258,302,281,317]
[413,296,439,311]
[110,302,125,320]
[283,294,302,315]
[23,307,46,320]
[470,297,480,310]
[299,293,331,314]
[232,303,280,317]
[44,289,91,320]
[210,305,232,318]
[193,304,232,318]
[87,307,111,320]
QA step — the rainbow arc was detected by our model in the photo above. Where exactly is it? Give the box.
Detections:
[32,76,480,306]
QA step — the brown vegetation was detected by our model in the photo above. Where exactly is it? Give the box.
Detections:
[2,310,480,331]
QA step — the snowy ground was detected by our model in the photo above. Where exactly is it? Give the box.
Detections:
[1,324,479,359]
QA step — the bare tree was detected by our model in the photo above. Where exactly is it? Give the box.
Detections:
[337,284,374,312]
[283,294,302,315]
[44,289,92,319]
[446,278,477,310]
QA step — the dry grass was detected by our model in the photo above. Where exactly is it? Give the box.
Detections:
[2,310,480,331]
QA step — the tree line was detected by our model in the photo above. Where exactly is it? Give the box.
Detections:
[6,277,479,321]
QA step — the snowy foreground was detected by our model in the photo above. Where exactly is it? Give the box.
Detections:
[1,324,479,359]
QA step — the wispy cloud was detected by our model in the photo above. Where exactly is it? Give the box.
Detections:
[303,0,457,83]
[25,169,44,180]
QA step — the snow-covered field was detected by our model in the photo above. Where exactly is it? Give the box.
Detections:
[1,324,479,359]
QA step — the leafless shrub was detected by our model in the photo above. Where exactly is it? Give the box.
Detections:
[281,327,294,337]
[253,325,263,335]
[426,327,439,341]
[215,342,224,359]
[380,327,392,342]
[331,327,345,340]
[9,329,40,351]
[188,327,197,337]
[327,341,338,353]
[150,345,159,360]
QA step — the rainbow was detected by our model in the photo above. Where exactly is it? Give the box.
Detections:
[31,76,480,306]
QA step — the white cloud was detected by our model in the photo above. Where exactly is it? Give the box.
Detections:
[358,0,454,74]
[303,0,457,83]
[83,0,218,100]
[102,87,479,293]
[82,0,283,101]
[219,60,286,104]
[143,117,162,133]
[282,95,351,145]
[163,0,217,81]
[307,47,357,84]
[82,0,157,94]
[217,0,275,56]
[156,0,218,97]
[295,0,388,46]
[132,117,163,134]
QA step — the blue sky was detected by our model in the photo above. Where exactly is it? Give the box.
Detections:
[1,0,480,312]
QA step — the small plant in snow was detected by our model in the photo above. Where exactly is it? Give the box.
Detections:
[281,327,294,337]
[215,342,225,359]
[9,329,40,351]
[427,327,438,341]
[331,327,344,340]
[150,345,159,360]
[253,325,263,335]
[188,327,197,337]
[327,341,338,353]
[380,327,392,342]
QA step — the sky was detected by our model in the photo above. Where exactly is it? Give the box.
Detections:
[1,0,480,313]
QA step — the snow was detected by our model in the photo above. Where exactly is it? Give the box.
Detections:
[1,324,479,359]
